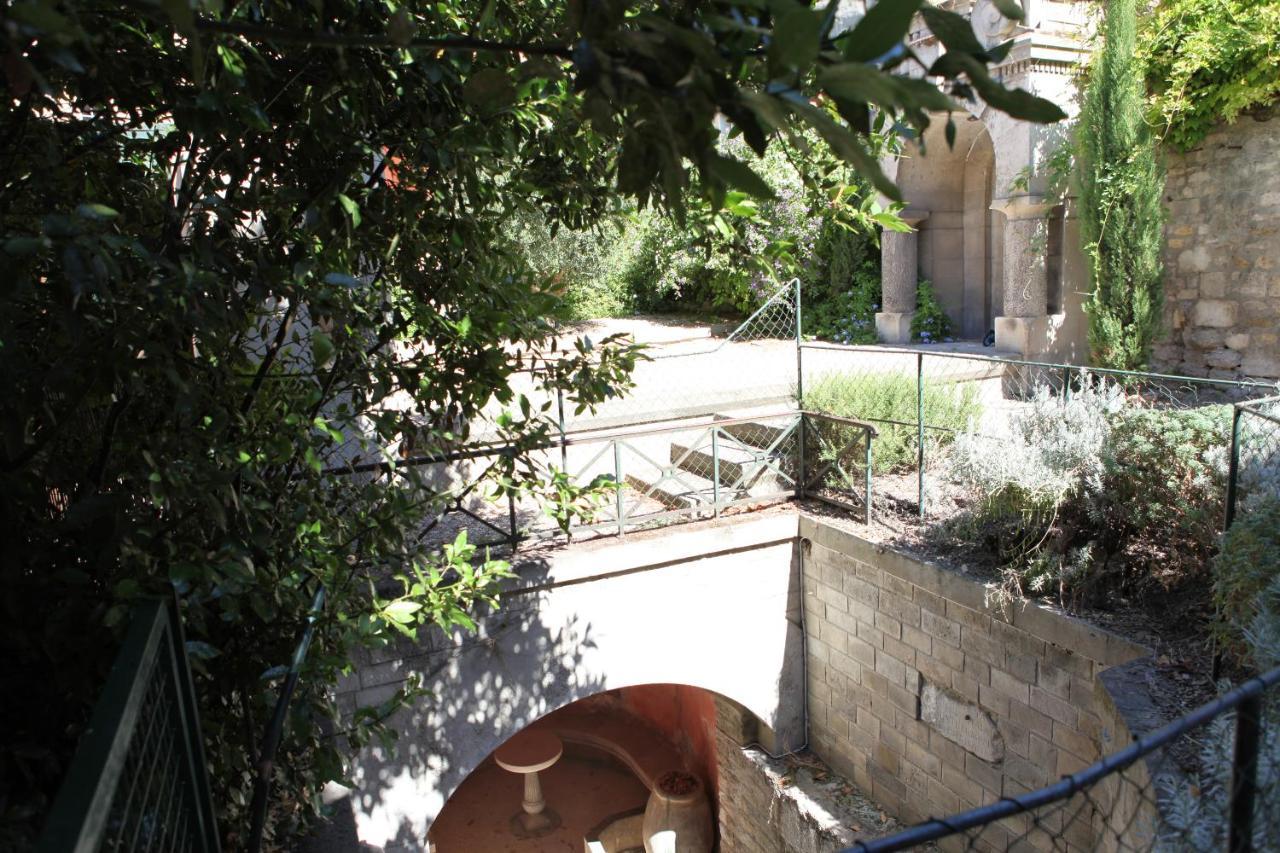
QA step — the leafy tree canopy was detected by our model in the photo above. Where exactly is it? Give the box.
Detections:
[0,0,1063,846]
[1141,0,1280,151]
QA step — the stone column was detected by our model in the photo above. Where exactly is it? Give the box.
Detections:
[875,210,929,344]
[991,195,1055,356]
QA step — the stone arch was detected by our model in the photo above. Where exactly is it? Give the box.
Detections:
[319,517,804,850]
[895,114,999,339]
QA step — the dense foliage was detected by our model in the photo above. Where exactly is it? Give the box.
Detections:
[1213,497,1280,665]
[0,0,1062,846]
[510,131,896,322]
[1141,0,1280,151]
[946,382,1229,606]
[1077,0,1165,371]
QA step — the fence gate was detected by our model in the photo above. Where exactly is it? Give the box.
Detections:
[37,598,220,853]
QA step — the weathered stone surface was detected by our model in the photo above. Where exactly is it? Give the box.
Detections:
[1193,300,1238,328]
[1205,348,1243,369]
[921,682,1005,763]
[1156,107,1280,381]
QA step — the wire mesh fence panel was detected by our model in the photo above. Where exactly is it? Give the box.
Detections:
[38,600,220,853]
[800,413,875,523]
[845,667,1280,853]
[1229,395,1280,525]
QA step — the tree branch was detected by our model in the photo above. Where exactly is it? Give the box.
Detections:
[194,18,573,57]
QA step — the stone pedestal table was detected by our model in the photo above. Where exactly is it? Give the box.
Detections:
[494,729,563,837]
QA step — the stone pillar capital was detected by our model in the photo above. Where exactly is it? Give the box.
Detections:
[990,195,1055,221]
[899,209,930,228]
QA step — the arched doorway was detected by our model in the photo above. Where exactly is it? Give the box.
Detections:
[428,684,728,852]
[895,114,997,340]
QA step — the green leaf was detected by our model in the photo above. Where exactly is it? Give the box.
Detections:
[75,203,119,222]
[382,600,422,623]
[4,236,47,255]
[990,0,1025,22]
[919,7,989,57]
[788,100,902,201]
[930,53,1066,123]
[216,44,247,79]
[769,2,824,71]
[818,63,904,107]
[337,193,362,227]
[842,0,924,63]
[310,331,335,367]
[705,152,776,199]
[185,641,221,660]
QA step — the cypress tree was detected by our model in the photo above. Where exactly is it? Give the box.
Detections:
[1076,0,1166,370]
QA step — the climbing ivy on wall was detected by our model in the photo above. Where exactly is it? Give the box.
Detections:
[1141,0,1280,151]
[1077,0,1165,370]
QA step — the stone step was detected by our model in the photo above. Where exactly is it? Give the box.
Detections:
[624,471,746,511]
[713,416,795,451]
[669,441,792,494]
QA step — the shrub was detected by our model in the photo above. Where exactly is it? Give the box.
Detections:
[944,383,1230,602]
[1212,496,1280,665]
[1100,405,1230,585]
[946,379,1121,598]
[804,371,983,474]
[910,279,952,343]
[804,260,881,344]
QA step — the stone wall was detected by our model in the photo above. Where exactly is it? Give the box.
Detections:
[1156,108,1280,380]
[797,517,1148,852]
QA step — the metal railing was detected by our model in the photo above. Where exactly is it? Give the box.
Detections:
[37,598,220,853]
[1225,394,1280,530]
[798,341,1278,519]
[844,665,1280,853]
[374,409,876,551]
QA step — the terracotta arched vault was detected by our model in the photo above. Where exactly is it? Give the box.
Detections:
[323,515,803,850]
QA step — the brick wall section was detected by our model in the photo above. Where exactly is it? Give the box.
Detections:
[1155,107,1280,380]
[798,517,1148,852]
[715,697,784,853]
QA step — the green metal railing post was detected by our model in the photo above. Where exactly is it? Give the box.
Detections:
[613,440,625,536]
[1225,405,1243,531]
[864,427,873,526]
[797,415,807,499]
[248,585,326,853]
[1061,365,1072,403]
[795,278,803,404]
[556,386,568,471]
[712,428,721,519]
[1228,692,1263,853]
[917,351,925,519]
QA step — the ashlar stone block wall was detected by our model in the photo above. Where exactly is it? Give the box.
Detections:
[1156,107,1280,380]
[797,517,1147,852]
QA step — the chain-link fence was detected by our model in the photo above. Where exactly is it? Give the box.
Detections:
[798,343,1279,523]
[37,599,220,853]
[1226,395,1280,529]
[554,279,801,433]
[845,665,1280,853]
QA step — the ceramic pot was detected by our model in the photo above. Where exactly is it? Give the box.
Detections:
[642,770,713,853]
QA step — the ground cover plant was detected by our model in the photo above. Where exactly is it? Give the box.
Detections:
[0,0,1064,845]
[804,372,982,475]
